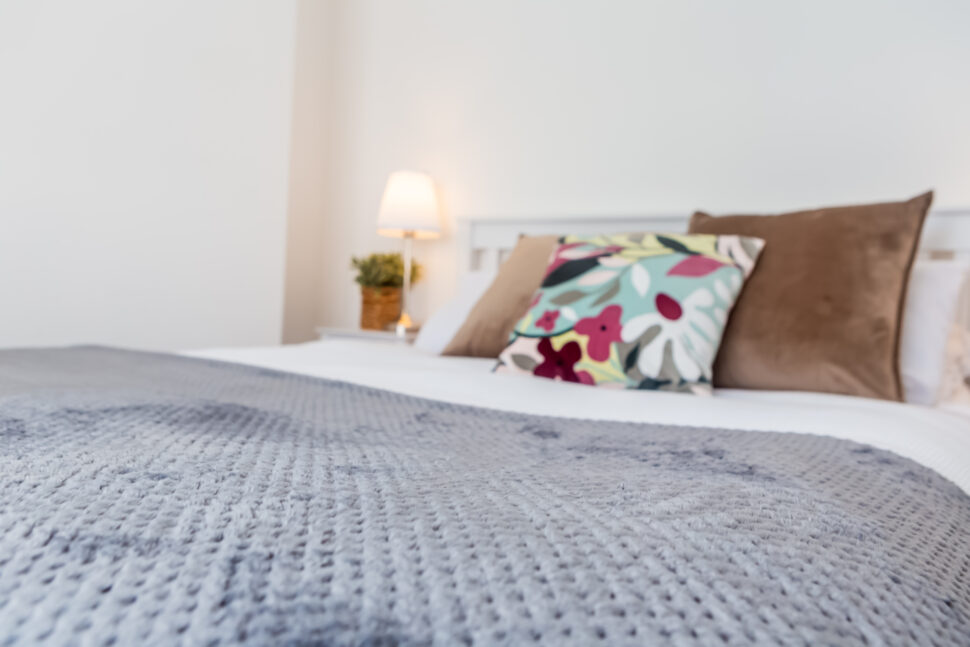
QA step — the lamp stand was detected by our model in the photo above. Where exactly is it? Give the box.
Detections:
[396,231,416,338]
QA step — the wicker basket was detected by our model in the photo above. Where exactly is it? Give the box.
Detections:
[360,286,401,330]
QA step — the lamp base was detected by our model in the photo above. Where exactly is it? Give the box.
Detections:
[393,313,418,338]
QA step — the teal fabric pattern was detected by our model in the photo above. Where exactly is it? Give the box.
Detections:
[496,233,764,394]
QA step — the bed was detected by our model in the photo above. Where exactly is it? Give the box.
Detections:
[2,210,969,646]
[186,338,970,496]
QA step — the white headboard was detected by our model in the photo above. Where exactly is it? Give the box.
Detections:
[458,209,970,273]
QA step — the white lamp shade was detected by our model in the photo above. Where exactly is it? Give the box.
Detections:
[376,170,441,239]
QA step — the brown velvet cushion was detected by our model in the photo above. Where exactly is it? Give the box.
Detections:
[688,191,932,400]
[442,235,560,358]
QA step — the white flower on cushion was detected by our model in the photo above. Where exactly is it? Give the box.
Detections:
[620,288,719,382]
[631,263,650,297]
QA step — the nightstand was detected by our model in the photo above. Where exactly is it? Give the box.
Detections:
[316,326,417,344]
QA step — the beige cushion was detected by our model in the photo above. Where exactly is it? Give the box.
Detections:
[688,191,932,401]
[442,235,560,358]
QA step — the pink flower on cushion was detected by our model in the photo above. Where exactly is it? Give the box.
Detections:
[535,309,560,332]
[655,293,683,320]
[529,292,542,308]
[534,338,586,383]
[573,304,623,361]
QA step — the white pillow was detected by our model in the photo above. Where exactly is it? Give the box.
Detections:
[414,270,497,354]
[900,259,970,405]
[938,320,970,406]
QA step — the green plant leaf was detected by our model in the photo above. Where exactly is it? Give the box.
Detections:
[351,253,423,288]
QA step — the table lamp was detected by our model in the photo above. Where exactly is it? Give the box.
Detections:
[376,170,441,336]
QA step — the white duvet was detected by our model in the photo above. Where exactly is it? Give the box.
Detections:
[184,339,970,495]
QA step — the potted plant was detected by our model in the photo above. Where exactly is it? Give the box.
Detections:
[351,253,423,330]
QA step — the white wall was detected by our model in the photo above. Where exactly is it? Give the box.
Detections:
[282,0,336,343]
[4,1,969,344]
[0,0,297,350]
[321,0,970,329]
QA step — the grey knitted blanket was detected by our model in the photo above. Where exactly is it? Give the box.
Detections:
[0,347,968,646]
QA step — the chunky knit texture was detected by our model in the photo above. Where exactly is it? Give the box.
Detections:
[0,346,968,646]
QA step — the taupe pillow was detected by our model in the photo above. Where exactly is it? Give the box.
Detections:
[443,235,560,358]
[688,191,932,401]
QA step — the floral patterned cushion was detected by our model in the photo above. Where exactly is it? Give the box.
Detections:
[495,233,765,394]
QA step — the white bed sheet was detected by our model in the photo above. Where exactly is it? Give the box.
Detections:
[184,339,970,495]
